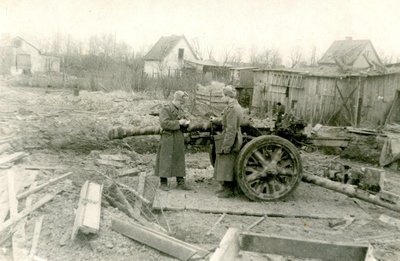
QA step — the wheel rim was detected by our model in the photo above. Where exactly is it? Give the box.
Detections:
[237,140,301,200]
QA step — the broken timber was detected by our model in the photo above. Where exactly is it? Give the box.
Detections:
[29,216,44,258]
[17,172,73,200]
[210,228,240,261]
[0,194,54,234]
[240,232,373,261]
[71,181,103,240]
[112,218,208,261]
[132,173,146,218]
[0,152,28,167]
[303,172,400,213]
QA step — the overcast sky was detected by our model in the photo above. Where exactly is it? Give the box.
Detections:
[1,0,400,64]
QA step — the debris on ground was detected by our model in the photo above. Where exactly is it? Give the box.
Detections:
[1,83,400,260]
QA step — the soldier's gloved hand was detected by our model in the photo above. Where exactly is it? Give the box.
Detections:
[179,119,190,126]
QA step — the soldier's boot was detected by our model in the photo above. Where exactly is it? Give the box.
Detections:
[176,177,192,190]
[159,177,169,191]
[217,182,235,198]
[215,182,225,193]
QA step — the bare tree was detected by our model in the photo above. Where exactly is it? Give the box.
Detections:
[290,46,303,68]
[249,47,282,68]
[309,45,317,66]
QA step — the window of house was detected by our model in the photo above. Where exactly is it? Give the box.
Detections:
[178,48,184,60]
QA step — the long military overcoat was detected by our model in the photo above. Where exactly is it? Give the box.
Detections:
[154,102,186,178]
[214,100,243,182]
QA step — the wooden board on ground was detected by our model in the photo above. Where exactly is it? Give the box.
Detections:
[240,232,373,261]
[210,228,240,261]
[133,173,146,217]
[152,184,370,219]
[112,218,208,260]
[0,152,28,166]
[71,181,103,240]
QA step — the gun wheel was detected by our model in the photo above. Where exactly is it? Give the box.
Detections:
[235,135,303,201]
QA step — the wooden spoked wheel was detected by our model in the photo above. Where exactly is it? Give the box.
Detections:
[235,135,303,201]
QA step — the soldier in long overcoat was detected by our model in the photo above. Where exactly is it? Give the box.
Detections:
[155,91,191,191]
[210,86,243,198]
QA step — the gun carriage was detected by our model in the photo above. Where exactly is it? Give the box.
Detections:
[109,115,308,202]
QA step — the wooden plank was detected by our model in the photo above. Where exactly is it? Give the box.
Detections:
[206,213,226,235]
[71,180,88,240]
[8,169,29,261]
[71,181,102,239]
[118,168,140,177]
[379,214,400,229]
[0,152,28,166]
[112,218,204,261]
[23,166,64,171]
[133,173,146,218]
[17,172,73,200]
[167,191,186,211]
[81,182,102,233]
[29,216,44,258]
[152,190,169,210]
[0,194,54,234]
[95,159,124,168]
[240,232,370,261]
[379,190,400,205]
[210,228,240,261]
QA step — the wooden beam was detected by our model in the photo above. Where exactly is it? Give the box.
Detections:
[17,172,73,200]
[0,152,28,166]
[111,218,208,261]
[0,194,54,234]
[29,216,44,258]
[8,169,29,261]
[240,232,371,261]
[71,181,103,240]
[210,228,240,261]
[133,173,146,218]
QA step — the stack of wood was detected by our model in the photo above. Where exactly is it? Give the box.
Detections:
[0,147,72,260]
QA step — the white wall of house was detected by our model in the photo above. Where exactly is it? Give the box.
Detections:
[144,38,197,77]
[353,43,381,69]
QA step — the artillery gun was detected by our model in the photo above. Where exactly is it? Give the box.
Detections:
[109,118,306,202]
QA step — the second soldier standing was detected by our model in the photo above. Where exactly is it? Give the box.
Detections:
[155,91,192,191]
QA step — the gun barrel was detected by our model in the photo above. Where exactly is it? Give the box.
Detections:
[108,121,214,140]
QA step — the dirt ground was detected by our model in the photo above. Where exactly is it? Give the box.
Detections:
[1,81,400,261]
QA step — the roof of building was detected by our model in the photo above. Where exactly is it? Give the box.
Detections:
[13,36,42,53]
[318,38,375,66]
[253,65,400,78]
[143,35,197,61]
[230,66,258,70]
[185,59,231,67]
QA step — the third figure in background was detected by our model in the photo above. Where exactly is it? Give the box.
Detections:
[210,85,243,198]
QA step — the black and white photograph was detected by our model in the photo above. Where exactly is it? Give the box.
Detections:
[1,0,400,260]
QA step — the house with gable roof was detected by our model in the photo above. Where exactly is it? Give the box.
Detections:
[0,36,61,75]
[143,35,198,77]
[318,37,383,71]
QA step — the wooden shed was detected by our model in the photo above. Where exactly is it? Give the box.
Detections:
[252,67,400,128]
